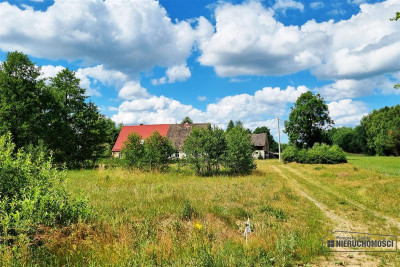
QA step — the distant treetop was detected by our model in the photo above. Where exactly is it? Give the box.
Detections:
[181,116,193,124]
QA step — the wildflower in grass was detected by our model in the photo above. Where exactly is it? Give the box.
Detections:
[194,222,203,230]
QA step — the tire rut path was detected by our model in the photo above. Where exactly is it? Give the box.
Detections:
[282,165,400,230]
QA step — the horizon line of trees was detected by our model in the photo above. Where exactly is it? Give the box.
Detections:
[282,90,399,157]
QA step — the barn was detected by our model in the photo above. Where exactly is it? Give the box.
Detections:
[251,133,270,159]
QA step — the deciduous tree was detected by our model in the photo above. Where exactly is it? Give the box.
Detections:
[0,51,44,147]
[284,91,333,148]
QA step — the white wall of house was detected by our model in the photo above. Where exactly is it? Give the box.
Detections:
[112,151,122,158]
[252,150,266,159]
[171,151,186,159]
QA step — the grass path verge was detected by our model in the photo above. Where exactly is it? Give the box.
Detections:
[270,165,393,267]
[281,165,400,231]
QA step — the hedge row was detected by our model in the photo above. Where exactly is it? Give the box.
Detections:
[282,143,347,164]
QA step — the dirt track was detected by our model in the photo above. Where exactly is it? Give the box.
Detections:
[271,164,400,266]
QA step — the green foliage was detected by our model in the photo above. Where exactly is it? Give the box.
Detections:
[361,105,400,156]
[0,134,91,239]
[181,200,199,220]
[390,12,400,21]
[183,126,227,175]
[122,132,144,169]
[326,127,368,153]
[0,52,118,167]
[279,143,289,152]
[260,205,286,221]
[143,131,175,171]
[253,126,278,152]
[282,143,347,164]
[184,125,255,175]
[122,131,175,171]
[44,69,112,166]
[226,120,235,132]
[276,233,297,267]
[284,91,333,148]
[0,51,44,148]
[181,116,193,124]
[224,126,256,175]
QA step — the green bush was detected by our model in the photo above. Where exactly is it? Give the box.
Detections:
[282,143,347,164]
[0,134,91,240]
[122,131,175,171]
[183,125,256,176]
[183,126,226,175]
[281,146,298,163]
[143,131,175,171]
[122,132,145,169]
[224,126,256,175]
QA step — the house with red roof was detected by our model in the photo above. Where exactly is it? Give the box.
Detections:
[112,123,209,158]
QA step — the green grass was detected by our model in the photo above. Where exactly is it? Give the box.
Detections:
[347,154,400,176]
[2,157,400,266]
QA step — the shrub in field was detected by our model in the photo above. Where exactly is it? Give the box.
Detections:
[282,143,347,164]
[122,131,175,171]
[224,126,256,175]
[280,146,298,163]
[184,125,256,176]
[0,134,91,239]
[143,131,175,171]
[183,126,226,175]
[122,132,145,169]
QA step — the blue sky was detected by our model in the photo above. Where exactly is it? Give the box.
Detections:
[1,0,399,142]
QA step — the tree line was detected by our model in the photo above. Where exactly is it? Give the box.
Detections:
[0,52,121,167]
[283,91,400,157]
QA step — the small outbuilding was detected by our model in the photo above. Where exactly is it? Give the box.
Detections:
[251,133,270,159]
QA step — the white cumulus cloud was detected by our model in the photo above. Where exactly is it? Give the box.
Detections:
[0,0,196,77]
[118,81,150,100]
[152,64,191,85]
[198,1,327,77]
[328,99,369,126]
[316,74,400,101]
[197,0,400,86]
[111,85,309,126]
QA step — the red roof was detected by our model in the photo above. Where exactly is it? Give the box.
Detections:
[112,124,170,152]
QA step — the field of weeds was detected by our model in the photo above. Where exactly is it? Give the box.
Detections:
[2,157,400,266]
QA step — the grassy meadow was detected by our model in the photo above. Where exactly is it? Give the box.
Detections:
[2,157,400,266]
